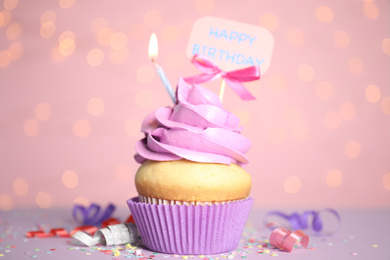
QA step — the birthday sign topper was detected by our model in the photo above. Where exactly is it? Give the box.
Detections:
[186,16,274,73]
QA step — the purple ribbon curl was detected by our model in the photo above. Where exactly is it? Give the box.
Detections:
[265,208,341,236]
[72,203,115,226]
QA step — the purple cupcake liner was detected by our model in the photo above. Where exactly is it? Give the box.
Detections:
[127,197,253,255]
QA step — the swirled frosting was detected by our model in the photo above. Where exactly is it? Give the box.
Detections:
[134,78,251,165]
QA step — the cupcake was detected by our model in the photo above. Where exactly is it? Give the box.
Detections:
[127,78,254,255]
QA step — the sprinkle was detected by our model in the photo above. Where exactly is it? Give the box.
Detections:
[34,249,40,251]
[113,250,121,257]
[227,255,234,259]
[264,249,270,253]
[309,247,316,250]
[372,244,378,248]
[31,256,38,258]
[182,256,188,259]
[135,249,142,256]
[351,252,358,255]
[270,253,278,256]
[50,249,56,251]
[0,254,3,257]
[199,255,205,258]
[328,243,333,246]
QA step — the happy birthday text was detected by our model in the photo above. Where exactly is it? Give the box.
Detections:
[191,27,264,66]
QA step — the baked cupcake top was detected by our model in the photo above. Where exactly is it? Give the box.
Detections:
[134,78,251,165]
[135,159,251,202]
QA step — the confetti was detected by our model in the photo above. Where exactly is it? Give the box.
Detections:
[372,244,378,248]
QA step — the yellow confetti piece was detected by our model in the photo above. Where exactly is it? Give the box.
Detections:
[182,256,188,259]
[372,244,378,248]
[113,250,121,257]
[198,255,204,258]
[270,253,278,256]
[86,253,91,255]
[0,254,4,257]
[264,249,270,253]
[257,245,263,248]
[263,239,269,243]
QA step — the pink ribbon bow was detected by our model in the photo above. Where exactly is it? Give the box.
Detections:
[183,54,260,100]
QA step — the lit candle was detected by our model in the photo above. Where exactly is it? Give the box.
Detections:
[148,33,176,103]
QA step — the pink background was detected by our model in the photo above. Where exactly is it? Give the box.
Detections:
[0,0,389,211]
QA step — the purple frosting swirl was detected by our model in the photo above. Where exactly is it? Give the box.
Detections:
[134,78,251,165]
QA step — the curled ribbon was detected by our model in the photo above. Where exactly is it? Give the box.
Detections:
[183,54,260,100]
[26,209,135,239]
[72,223,137,247]
[72,203,115,226]
[26,226,98,238]
[265,208,341,235]
[267,223,309,252]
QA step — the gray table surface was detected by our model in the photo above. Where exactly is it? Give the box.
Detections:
[0,207,389,259]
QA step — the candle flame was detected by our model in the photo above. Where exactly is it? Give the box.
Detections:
[148,33,158,61]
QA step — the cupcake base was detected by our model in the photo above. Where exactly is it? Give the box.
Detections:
[127,197,253,255]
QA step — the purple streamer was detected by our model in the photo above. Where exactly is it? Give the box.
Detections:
[265,208,341,236]
[72,203,115,226]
